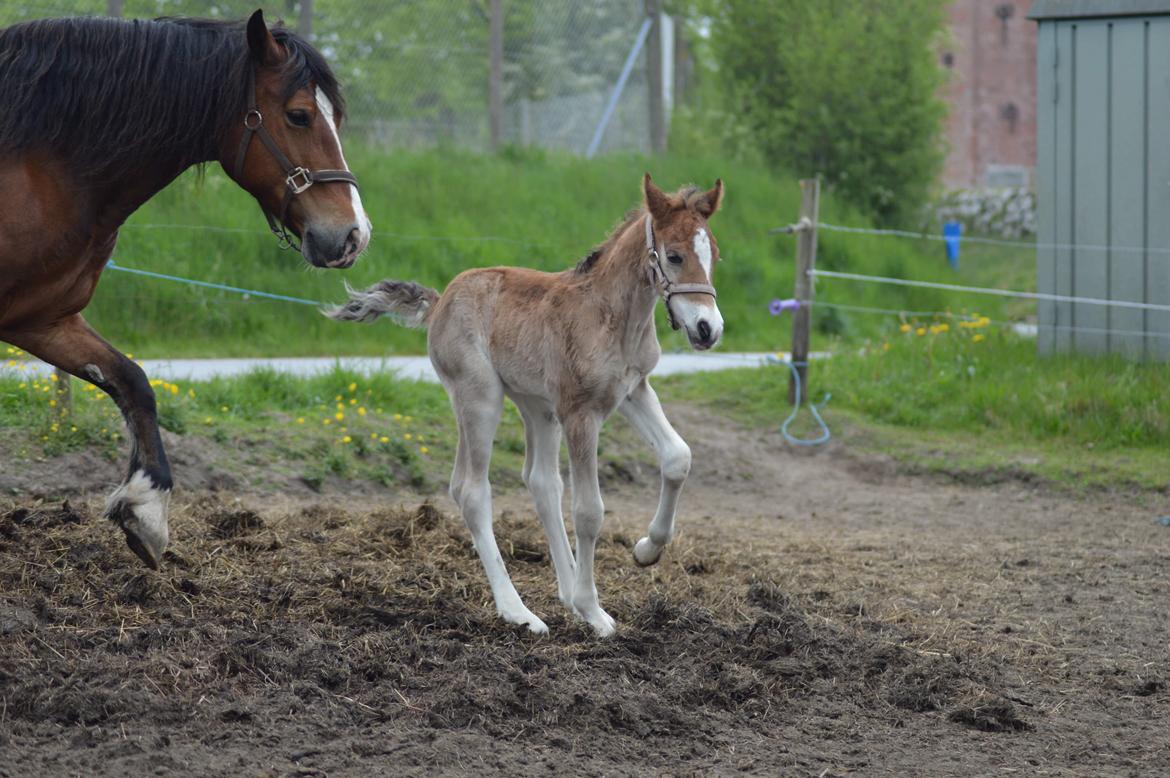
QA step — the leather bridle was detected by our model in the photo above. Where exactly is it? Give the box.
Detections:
[644,215,717,330]
[233,69,359,251]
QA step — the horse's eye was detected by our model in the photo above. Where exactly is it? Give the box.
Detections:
[286,110,312,128]
[667,251,684,265]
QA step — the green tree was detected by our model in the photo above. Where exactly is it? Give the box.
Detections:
[703,0,947,224]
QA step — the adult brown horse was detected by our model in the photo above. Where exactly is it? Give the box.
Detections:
[0,10,371,568]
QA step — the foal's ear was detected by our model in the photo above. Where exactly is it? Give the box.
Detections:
[643,173,672,223]
[246,9,284,67]
[696,179,724,219]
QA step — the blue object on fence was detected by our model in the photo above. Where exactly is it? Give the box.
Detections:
[769,298,801,316]
[765,355,831,446]
[105,260,322,307]
[1156,516,1170,527]
[943,221,962,270]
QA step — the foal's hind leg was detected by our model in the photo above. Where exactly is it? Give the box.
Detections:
[618,379,691,567]
[448,380,548,634]
[4,314,172,568]
[563,411,616,637]
[512,396,576,607]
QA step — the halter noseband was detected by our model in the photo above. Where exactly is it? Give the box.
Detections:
[644,215,717,331]
[233,69,359,251]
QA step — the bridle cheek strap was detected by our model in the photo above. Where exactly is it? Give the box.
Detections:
[644,215,716,331]
[233,71,359,251]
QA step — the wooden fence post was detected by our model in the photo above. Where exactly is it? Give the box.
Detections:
[298,0,314,38]
[488,0,504,151]
[54,368,72,416]
[789,178,820,405]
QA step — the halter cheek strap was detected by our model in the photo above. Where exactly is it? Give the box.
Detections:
[234,69,359,251]
[644,215,717,331]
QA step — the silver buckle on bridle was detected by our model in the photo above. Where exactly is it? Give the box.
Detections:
[285,167,313,194]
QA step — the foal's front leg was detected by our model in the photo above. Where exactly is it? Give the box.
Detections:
[564,412,616,637]
[618,379,691,567]
[6,314,173,568]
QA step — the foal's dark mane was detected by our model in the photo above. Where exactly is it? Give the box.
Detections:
[575,185,703,274]
[0,15,344,184]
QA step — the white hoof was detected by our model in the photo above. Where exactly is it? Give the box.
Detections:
[105,470,170,569]
[572,599,617,637]
[498,606,548,635]
[633,537,663,567]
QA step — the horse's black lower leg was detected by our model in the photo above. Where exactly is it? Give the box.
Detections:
[4,314,173,568]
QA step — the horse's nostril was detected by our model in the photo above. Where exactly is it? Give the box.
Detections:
[697,320,711,342]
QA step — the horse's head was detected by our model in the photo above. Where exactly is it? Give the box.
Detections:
[643,174,725,350]
[224,10,370,269]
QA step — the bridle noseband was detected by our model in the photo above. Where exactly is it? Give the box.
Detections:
[644,215,717,330]
[233,69,359,251]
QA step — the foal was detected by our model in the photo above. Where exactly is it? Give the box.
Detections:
[329,175,724,636]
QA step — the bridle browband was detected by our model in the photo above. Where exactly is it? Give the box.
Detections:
[233,68,359,251]
[644,214,717,330]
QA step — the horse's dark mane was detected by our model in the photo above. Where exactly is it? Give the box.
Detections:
[0,15,344,184]
[574,186,704,274]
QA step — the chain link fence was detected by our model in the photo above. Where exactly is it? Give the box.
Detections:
[3,0,680,155]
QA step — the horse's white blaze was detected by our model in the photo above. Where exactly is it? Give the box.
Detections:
[693,228,713,278]
[316,88,372,248]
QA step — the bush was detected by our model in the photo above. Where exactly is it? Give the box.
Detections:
[702,0,948,224]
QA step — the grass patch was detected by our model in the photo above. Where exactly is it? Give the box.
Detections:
[76,145,1019,358]
[657,326,1170,491]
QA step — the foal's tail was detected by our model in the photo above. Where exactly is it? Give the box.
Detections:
[323,280,439,330]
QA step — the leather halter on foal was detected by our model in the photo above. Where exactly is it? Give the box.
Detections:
[233,70,359,251]
[644,215,717,330]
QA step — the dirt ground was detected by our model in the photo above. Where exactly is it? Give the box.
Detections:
[1,404,1168,777]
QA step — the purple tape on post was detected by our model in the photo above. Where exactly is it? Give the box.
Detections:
[769,298,801,316]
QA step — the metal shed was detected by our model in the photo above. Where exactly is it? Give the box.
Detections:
[1030,0,1170,358]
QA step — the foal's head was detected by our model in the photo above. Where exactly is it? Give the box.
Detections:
[225,11,371,268]
[644,174,725,350]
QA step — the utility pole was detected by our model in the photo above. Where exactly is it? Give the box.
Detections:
[645,0,666,154]
[298,0,314,39]
[489,0,504,151]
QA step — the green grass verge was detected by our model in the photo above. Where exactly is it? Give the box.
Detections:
[657,329,1170,491]
[5,325,1170,494]
[80,145,1021,357]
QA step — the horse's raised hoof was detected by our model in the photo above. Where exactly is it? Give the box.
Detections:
[633,537,663,567]
[105,471,171,570]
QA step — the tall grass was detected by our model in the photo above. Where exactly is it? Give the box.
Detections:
[87,145,1005,357]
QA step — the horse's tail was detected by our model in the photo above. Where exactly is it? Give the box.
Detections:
[323,280,439,330]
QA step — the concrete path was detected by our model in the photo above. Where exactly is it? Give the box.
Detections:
[10,352,821,384]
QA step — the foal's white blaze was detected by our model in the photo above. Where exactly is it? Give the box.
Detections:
[693,228,713,277]
[670,227,723,347]
[315,88,372,249]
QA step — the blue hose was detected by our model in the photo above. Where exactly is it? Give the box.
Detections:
[766,355,832,446]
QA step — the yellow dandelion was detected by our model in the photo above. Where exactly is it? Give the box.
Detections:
[220,406,229,412]
[420,446,429,455]
[342,435,352,443]
[323,418,332,425]
[48,399,57,408]
[349,398,356,405]
[379,436,389,443]
[49,373,58,383]
[915,327,926,336]
[335,411,344,421]
[393,413,403,421]
[296,417,305,424]
[334,395,342,402]
[404,433,413,441]
[899,323,912,333]
[348,382,357,393]
[973,334,985,343]
[358,407,367,416]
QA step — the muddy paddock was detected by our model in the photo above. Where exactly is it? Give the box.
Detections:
[1,407,1168,776]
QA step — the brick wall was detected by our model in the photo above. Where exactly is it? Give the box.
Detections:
[941,0,1037,189]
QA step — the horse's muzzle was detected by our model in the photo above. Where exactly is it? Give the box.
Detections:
[304,224,365,269]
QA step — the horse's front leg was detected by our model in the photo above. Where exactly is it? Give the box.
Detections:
[6,314,173,568]
[563,411,616,637]
[618,379,691,567]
